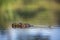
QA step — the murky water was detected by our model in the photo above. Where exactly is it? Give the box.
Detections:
[0,27,60,40]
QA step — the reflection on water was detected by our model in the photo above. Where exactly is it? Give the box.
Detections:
[0,27,60,40]
[0,30,9,40]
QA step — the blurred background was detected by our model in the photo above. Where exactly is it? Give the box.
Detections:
[0,0,60,29]
[0,0,60,40]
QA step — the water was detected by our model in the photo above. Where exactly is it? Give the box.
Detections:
[0,30,9,40]
[0,27,60,40]
[50,28,60,40]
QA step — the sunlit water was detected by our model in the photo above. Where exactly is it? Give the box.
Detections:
[0,27,60,40]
